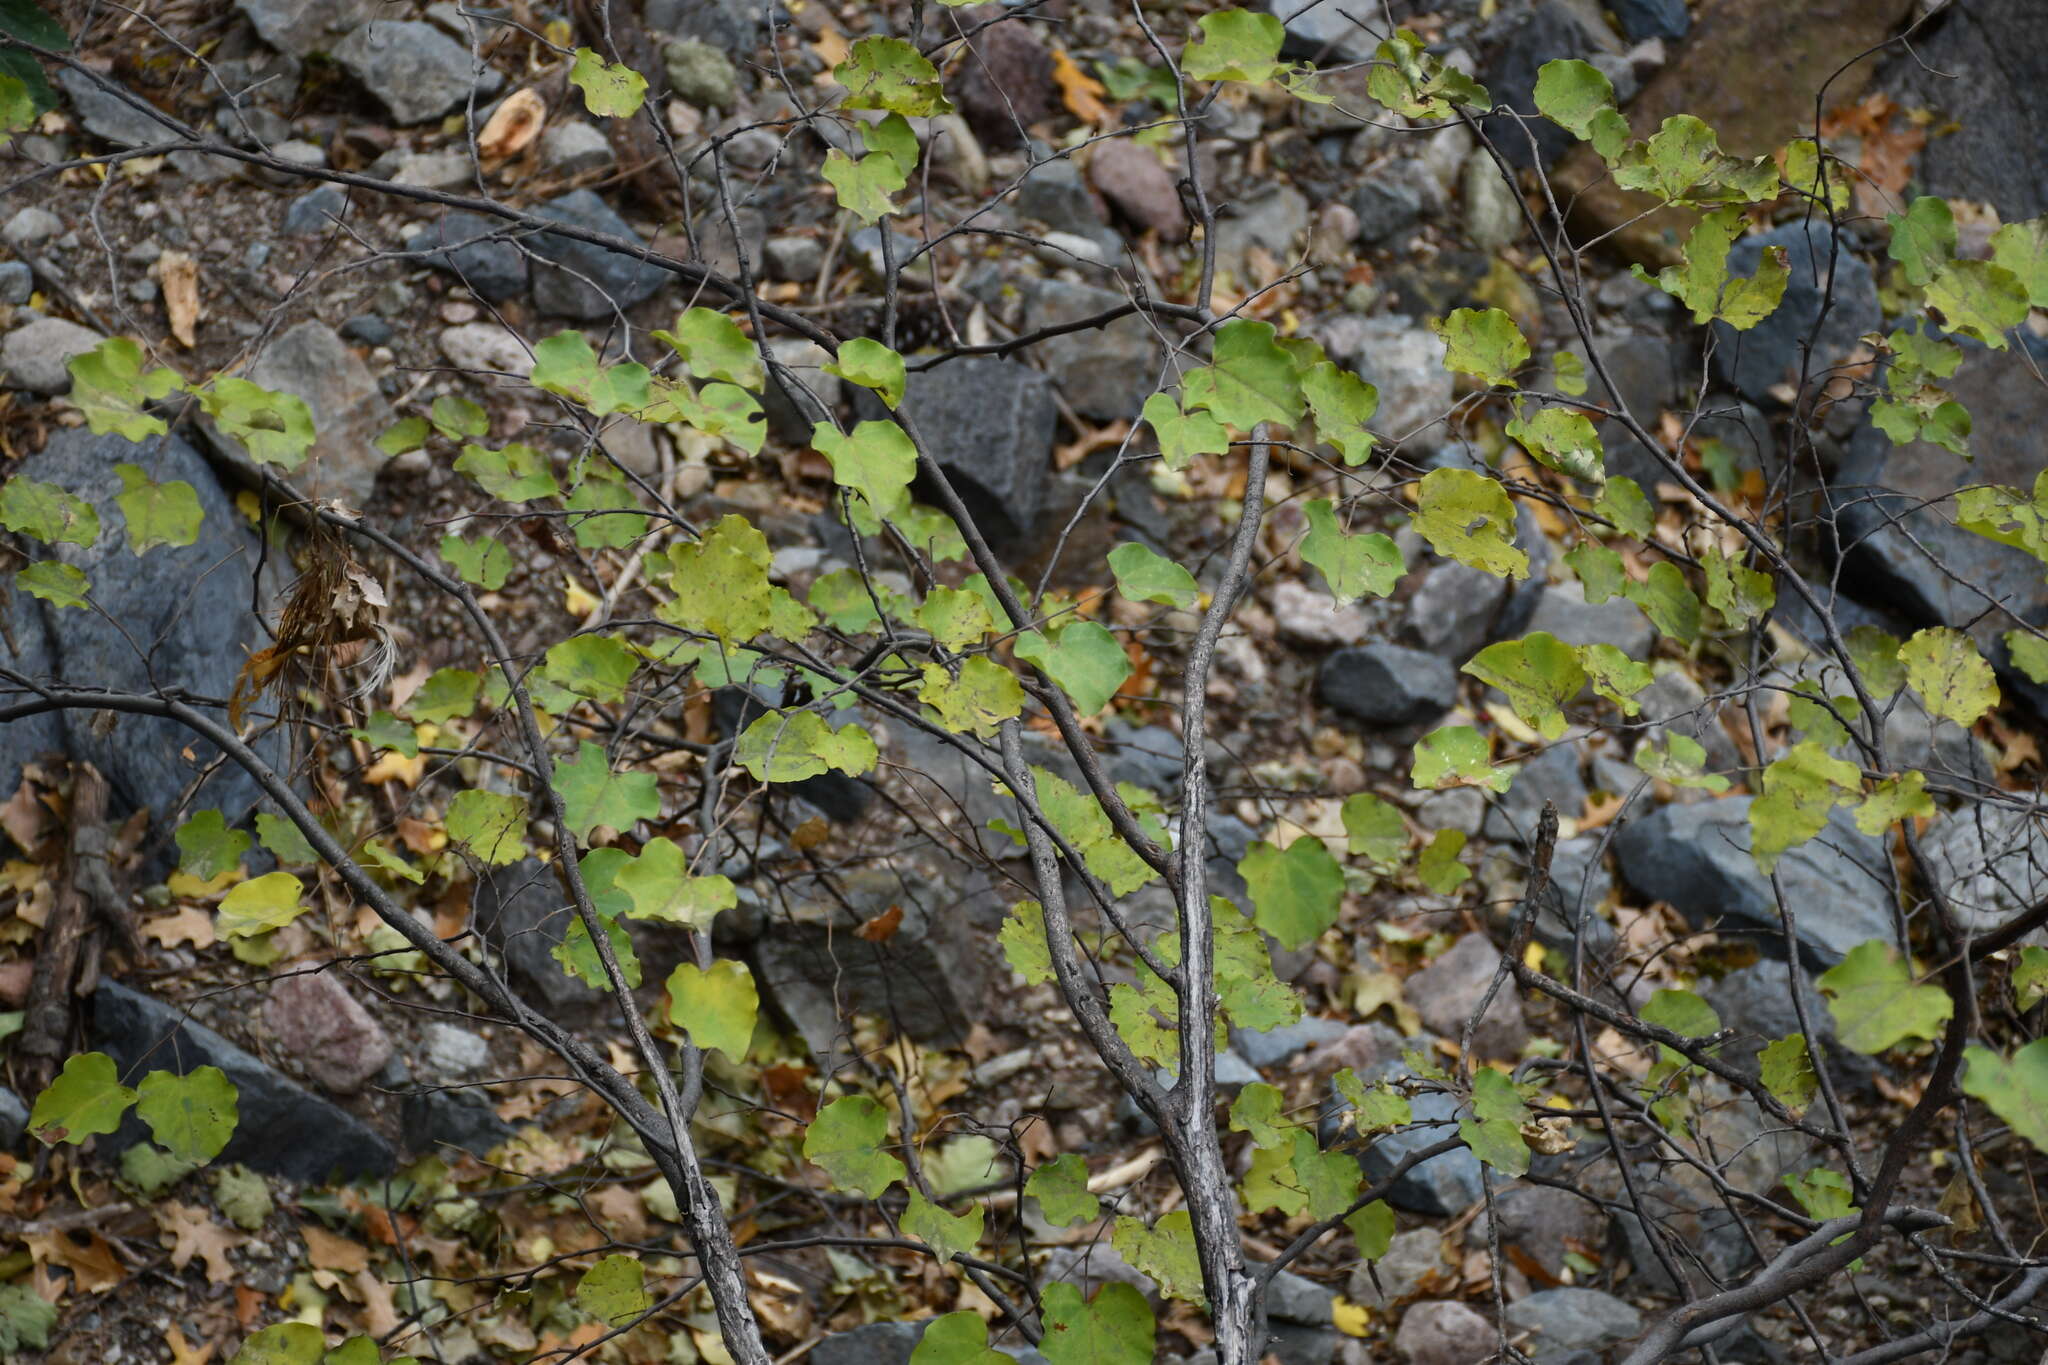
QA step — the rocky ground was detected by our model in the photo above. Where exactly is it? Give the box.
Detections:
[3,0,2048,1362]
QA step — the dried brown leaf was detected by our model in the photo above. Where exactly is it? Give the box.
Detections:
[159,249,200,348]
[479,88,547,160]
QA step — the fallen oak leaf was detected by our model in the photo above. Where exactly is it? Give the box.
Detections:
[142,905,217,951]
[166,1323,216,1365]
[1052,48,1111,127]
[300,1222,369,1274]
[158,1200,245,1285]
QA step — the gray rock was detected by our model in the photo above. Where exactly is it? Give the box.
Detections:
[1100,719,1184,797]
[1407,933,1528,1061]
[1271,580,1373,647]
[1395,1299,1494,1365]
[1406,561,1514,664]
[402,1089,516,1157]
[0,1087,26,1149]
[440,321,534,377]
[1831,346,2048,718]
[93,980,395,1181]
[1478,0,1621,169]
[1027,279,1159,421]
[0,428,283,838]
[665,39,738,109]
[1879,0,2048,219]
[1362,1087,1485,1215]
[1461,150,1522,250]
[1320,314,1453,441]
[1348,1228,1443,1310]
[811,1324,927,1365]
[1234,1016,1352,1068]
[1711,222,1878,407]
[1525,579,1653,661]
[473,860,605,1013]
[1484,743,1586,843]
[1504,1288,1643,1359]
[214,320,392,510]
[1919,805,2048,940]
[1350,170,1426,248]
[407,211,530,301]
[282,185,349,236]
[339,314,393,347]
[1015,154,1118,256]
[1088,138,1186,238]
[421,1023,492,1078]
[528,189,671,319]
[1041,1242,1158,1302]
[1610,0,1689,41]
[1702,960,1846,1077]
[1632,667,1743,781]
[645,0,762,56]
[1535,837,1618,957]
[1262,1325,1343,1365]
[1266,0,1376,62]
[763,235,824,283]
[1612,798,1893,967]
[1319,643,1460,728]
[57,69,172,148]
[1,317,102,394]
[540,119,612,175]
[1473,1184,1609,1278]
[1415,786,1486,836]
[3,206,62,247]
[1214,185,1310,273]
[0,261,30,305]
[762,338,842,443]
[237,0,379,57]
[333,20,502,126]
[389,149,471,189]
[864,357,1055,547]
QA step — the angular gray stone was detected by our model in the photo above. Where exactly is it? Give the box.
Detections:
[1478,0,1621,169]
[1351,171,1425,247]
[1348,1228,1443,1310]
[1361,1086,1485,1215]
[1088,138,1186,238]
[219,320,393,510]
[473,860,606,1013]
[1611,0,1690,41]
[403,1089,516,1157]
[283,185,349,236]
[3,206,61,247]
[1407,933,1528,1061]
[1612,798,1893,967]
[665,39,738,109]
[333,20,502,125]
[1633,667,1743,782]
[528,189,671,319]
[1711,222,1878,407]
[1319,313,1453,441]
[1214,185,1310,273]
[1266,0,1376,62]
[1461,150,1522,250]
[1484,742,1586,843]
[0,429,282,840]
[1504,1288,1643,1360]
[1318,644,1460,728]
[1234,1016,1352,1069]
[1406,560,1514,664]
[407,210,531,301]
[1535,836,1618,957]
[1027,279,1159,421]
[93,980,395,1181]
[57,68,172,148]
[1703,960,1848,1078]
[1919,805,2048,939]
[237,0,379,57]
[861,357,1056,547]
[645,0,762,56]
[762,337,842,443]
[0,1087,26,1149]
[540,120,613,175]
[1473,1184,1609,1278]
[1395,1299,1494,1365]
[1525,579,1653,661]
[1879,0,2048,219]
[1015,154,1117,256]
[1,318,103,394]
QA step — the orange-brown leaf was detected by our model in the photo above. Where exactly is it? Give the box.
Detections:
[855,904,904,942]
[1052,48,1111,128]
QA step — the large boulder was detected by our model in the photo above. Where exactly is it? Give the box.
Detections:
[858,357,1057,548]
[1613,797,1892,967]
[332,20,503,125]
[1711,222,1880,408]
[1026,280,1160,422]
[471,860,606,1014]
[236,0,379,58]
[1879,0,2048,219]
[407,211,531,302]
[0,429,282,844]
[212,320,394,511]
[528,190,672,320]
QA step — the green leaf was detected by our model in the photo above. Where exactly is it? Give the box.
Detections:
[1114,1210,1205,1304]
[1899,626,1998,727]
[569,46,648,117]
[912,1313,1010,1365]
[1411,725,1514,794]
[445,789,529,866]
[1760,1033,1817,1111]
[1015,620,1131,715]
[1142,392,1231,471]
[1818,940,1954,1054]
[664,959,757,1058]
[918,657,1026,736]
[1845,626,1907,699]
[0,476,98,545]
[1032,767,1156,896]
[440,532,513,588]
[814,419,917,523]
[1640,988,1720,1037]
[1632,207,1788,329]
[29,1051,136,1145]
[2017,946,2048,1011]
[1416,828,1469,894]
[1107,541,1200,609]
[197,378,317,470]
[651,513,777,643]
[376,417,430,457]
[1633,733,1729,793]
[838,35,952,116]
[231,1323,326,1365]
[1301,498,1403,604]
[0,1284,55,1354]
[1239,836,1344,950]
[212,1165,272,1228]
[1854,770,1933,836]
[1533,59,1615,139]
[906,585,988,651]
[553,913,640,990]
[736,709,879,782]
[1579,644,1653,714]
[619,841,734,927]
[543,634,640,705]
[905,1190,984,1265]
[1463,632,1586,740]
[822,147,908,222]
[1926,259,2030,349]
[554,739,660,842]
[1750,740,1858,875]
[1594,476,1655,539]
[1624,560,1701,644]
[430,394,490,438]
[1991,218,2048,307]
[455,441,558,502]
[1183,319,1306,431]
[529,333,649,416]
[176,810,250,881]
[1181,8,1287,83]
[136,1066,238,1163]
[17,560,88,608]
[217,871,309,939]
[1506,404,1604,484]
[1038,1282,1155,1365]
[68,337,184,441]
[112,464,201,552]
[351,711,418,758]
[1785,1167,1856,1222]
[653,308,764,388]
[1347,1199,1396,1260]
[1609,114,1724,202]
[1340,792,1407,866]
[576,1253,651,1327]
[1962,1040,2048,1154]
[564,472,651,550]
[1027,1152,1100,1226]
[1702,548,1775,627]
[1459,1109,1530,1176]
[359,839,423,884]
[999,901,1055,986]
[803,1094,904,1197]
[826,337,906,408]
[1364,29,1490,121]
[1229,1083,1291,1148]
[1431,307,1529,388]
[1413,469,1528,579]
[254,813,316,866]
[408,667,479,724]
[1782,141,1851,212]
[1887,196,1956,288]
[1300,361,1379,465]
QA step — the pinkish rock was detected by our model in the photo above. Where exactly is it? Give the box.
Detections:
[264,971,392,1095]
[1407,932,1529,1061]
[1395,1299,1494,1365]
[1087,138,1187,238]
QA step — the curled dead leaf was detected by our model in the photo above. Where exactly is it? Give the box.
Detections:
[479,88,547,159]
[854,904,903,942]
[158,249,200,348]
